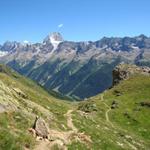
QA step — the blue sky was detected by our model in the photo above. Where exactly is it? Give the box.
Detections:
[0,0,150,44]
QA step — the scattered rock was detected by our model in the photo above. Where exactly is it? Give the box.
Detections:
[111,100,118,109]
[78,102,98,113]
[13,88,28,99]
[125,135,133,141]
[118,132,125,137]
[113,90,122,96]
[123,112,138,122]
[140,101,150,108]
[141,67,150,73]
[77,133,92,145]
[123,112,131,119]
[116,93,122,96]
[28,128,36,137]
[0,104,6,113]
[0,103,18,113]
[117,141,124,147]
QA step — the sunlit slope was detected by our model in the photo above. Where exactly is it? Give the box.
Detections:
[0,64,150,150]
[72,74,150,149]
[0,64,71,149]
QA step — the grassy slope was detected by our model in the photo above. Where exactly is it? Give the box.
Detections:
[104,75,150,140]
[71,74,150,150]
[0,65,71,150]
[0,64,150,150]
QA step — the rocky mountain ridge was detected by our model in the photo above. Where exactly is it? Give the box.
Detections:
[0,33,150,99]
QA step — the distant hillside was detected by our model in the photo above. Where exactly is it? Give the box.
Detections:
[0,33,150,99]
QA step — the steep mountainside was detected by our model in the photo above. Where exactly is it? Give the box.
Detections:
[0,33,150,99]
[0,64,71,149]
[0,64,149,150]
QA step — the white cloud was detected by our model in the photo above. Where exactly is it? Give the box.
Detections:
[23,40,29,44]
[58,24,63,28]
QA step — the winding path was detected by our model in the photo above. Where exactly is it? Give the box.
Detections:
[65,109,78,132]
[34,109,91,150]
[100,94,114,127]
[100,94,143,150]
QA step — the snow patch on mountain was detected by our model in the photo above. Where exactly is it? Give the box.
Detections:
[50,36,62,50]
[43,32,63,51]
[0,51,8,57]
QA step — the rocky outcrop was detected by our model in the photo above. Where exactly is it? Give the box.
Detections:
[113,64,150,85]
[111,100,118,109]
[13,88,28,99]
[0,104,7,113]
[33,116,49,139]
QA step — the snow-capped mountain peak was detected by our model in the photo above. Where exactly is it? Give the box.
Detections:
[43,32,64,49]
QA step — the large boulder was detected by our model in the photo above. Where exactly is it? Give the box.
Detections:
[33,117,49,138]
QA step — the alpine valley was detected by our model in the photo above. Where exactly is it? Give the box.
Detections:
[0,33,150,100]
[0,63,149,150]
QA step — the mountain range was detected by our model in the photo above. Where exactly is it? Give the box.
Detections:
[0,33,150,99]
